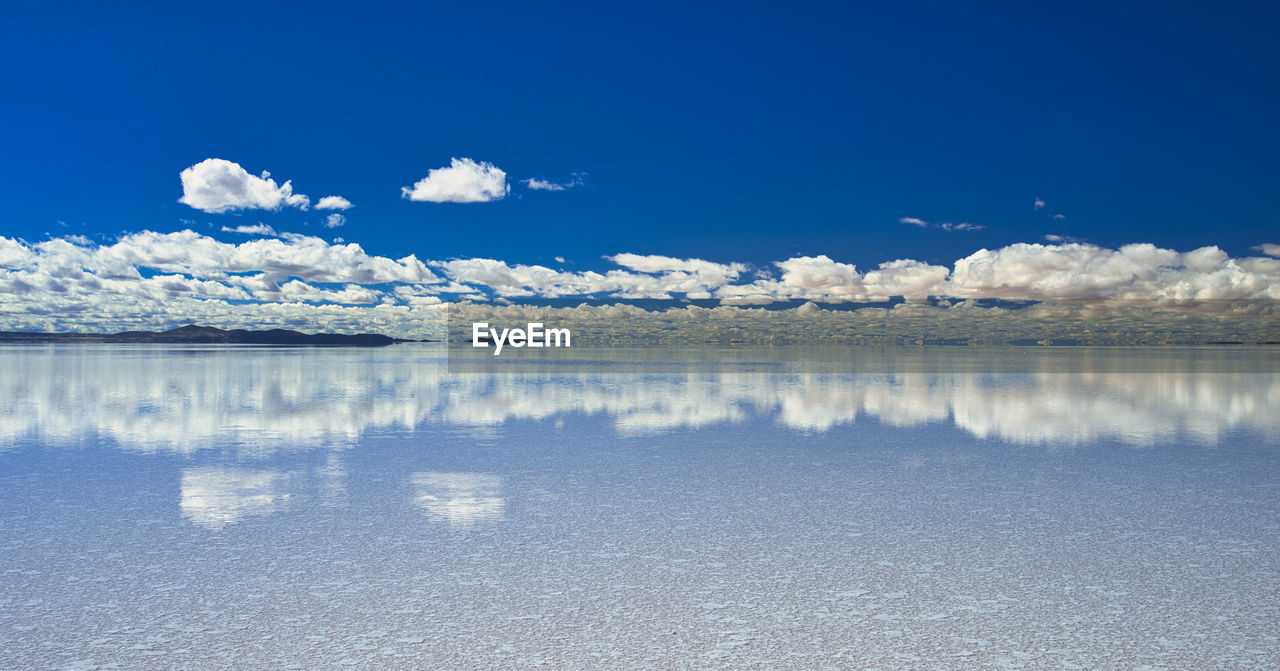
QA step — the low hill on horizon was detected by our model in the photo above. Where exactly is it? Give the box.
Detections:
[0,324,425,346]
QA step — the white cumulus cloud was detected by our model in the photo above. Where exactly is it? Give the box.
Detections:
[941,242,1280,300]
[0,237,36,270]
[324,213,346,229]
[610,253,746,280]
[899,217,929,227]
[1254,243,1280,258]
[315,195,353,210]
[179,158,311,213]
[401,158,509,203]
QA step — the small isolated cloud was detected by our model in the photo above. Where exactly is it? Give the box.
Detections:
[1034,197,1046,210]
[401,158,509,203]
[903,217,983,232]
[1044,234,1064,242]
[940,222,984,232]
[315,195,353,211]
[554,256,566,263]
[221,224,278,236]
[179,158,310,213]
[324,213,346,229]
[609,253,746,277]
[522,173,585,192]
[522,178,565,191]
[1051,213,1066,220]
[1255,243,1280,257]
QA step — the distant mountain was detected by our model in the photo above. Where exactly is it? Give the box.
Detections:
[0,325,427,346]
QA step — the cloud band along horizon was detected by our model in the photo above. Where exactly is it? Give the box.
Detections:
[0,230,1277,342]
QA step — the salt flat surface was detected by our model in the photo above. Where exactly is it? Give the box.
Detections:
[0,346,1277,669]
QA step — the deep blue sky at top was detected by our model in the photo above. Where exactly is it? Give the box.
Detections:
[1,0,1276,270]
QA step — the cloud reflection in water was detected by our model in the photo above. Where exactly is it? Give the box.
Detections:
[410,472,506,527]
[0,345,1275,453]
[179,466,293,530]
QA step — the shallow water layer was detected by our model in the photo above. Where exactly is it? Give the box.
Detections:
[1,345,1277,669]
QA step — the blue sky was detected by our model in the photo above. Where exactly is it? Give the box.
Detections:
[1,1,1279,336]
[3,0,1276,268]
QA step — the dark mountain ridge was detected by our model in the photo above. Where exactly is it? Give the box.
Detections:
[0,325,424,346]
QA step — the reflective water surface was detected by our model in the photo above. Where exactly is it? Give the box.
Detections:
[1,345,1277,669]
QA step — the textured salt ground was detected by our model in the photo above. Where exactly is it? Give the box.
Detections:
[2,411,1277,671]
